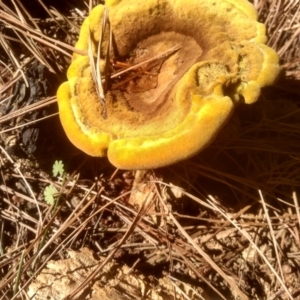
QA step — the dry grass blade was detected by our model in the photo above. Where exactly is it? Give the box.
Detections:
[256,0,300,79]
[0,1,54,72]
[103,9,112,97]
[0,72,23,95]
[0,5,86,65]
[0,146,43,225]
[111,44,181,79]
[88,7,109,119]
[176,250,227,300]
[207,196,293,300]
[97,6,110,99]
[12,0,41,30]
[0,96,57,126]
[11,0,53,70]
[259,190,285,285]
[98,6,109,118]
[0,112,58,134]
[0,35,28,85]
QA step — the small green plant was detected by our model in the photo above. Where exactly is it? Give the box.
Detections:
[44,185,58,205]
[43,160,66,205]
[52,160,65,177]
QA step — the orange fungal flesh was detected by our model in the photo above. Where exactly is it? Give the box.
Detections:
[57,0,280,169]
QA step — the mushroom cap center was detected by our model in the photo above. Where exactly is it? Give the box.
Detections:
[76,32,202,138]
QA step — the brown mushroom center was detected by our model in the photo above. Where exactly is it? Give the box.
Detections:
[110,32,202,117]
[72,31,205,139]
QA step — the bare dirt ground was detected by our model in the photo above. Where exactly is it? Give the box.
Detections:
[0,0,300,299]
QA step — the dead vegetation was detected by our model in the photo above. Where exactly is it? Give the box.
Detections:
[0,0,300,299]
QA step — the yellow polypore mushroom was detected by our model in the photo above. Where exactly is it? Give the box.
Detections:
[57,0,280,170]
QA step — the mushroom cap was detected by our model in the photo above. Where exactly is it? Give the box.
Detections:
[57,0,280,169]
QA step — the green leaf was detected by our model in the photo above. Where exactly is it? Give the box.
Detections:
[52,160,64,177]
[44,185,58,205]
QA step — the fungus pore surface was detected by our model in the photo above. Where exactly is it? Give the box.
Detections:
[57,0,280,169]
